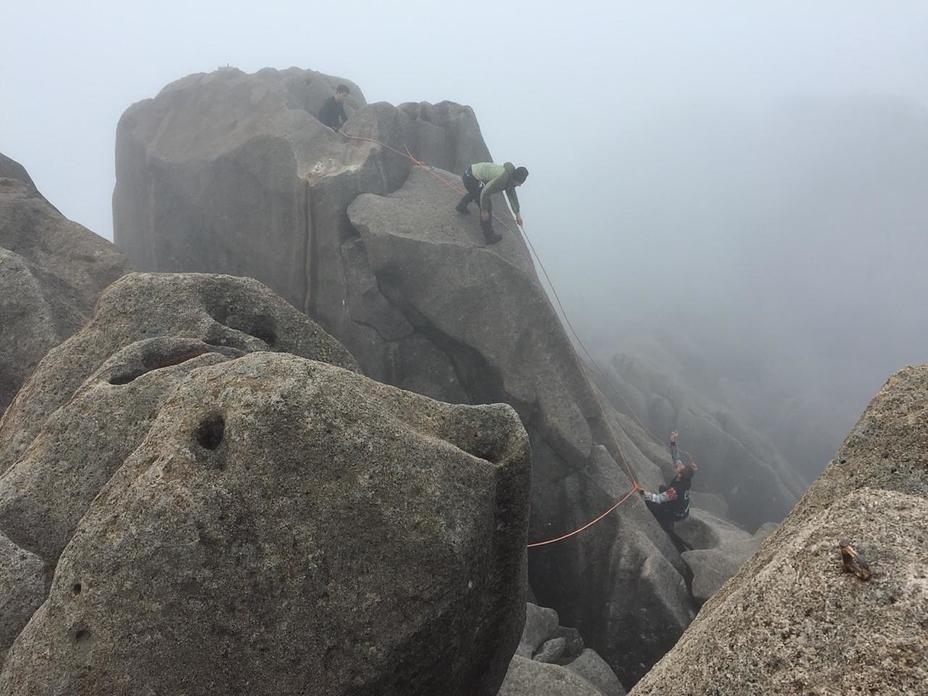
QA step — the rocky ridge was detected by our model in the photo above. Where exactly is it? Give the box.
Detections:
[111,66,714,683]
[630,365,928,695]
[0,269,531,694]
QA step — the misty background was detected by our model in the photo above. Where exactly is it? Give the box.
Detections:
[3,1,927,480]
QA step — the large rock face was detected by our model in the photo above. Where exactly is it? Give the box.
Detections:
[630,365,928,695]
[0,153,128,414]
[602,340,807,529]
[0,353,531,695]
[112,67,696,682]
[0,272,358,660]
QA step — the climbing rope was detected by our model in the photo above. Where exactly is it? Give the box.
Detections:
[339,129,683,547]
[526,488,639,548]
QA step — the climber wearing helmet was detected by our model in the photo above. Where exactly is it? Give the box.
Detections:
[318,84,351,132]
[455,161,529,245]
[637,431,697,532]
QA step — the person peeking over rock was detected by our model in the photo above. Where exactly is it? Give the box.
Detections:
[455,161,529,245]
[318,84,351,132]
[637,431,697,533]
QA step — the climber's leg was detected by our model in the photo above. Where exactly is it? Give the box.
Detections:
[457,167,482,214]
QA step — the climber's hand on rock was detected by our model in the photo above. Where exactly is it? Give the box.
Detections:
[516,215,523,227]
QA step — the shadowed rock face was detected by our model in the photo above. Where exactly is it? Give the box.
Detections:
[111,67,695,683]
[0,153,129,415]
[630,365,928,695]
[0,353,531,696]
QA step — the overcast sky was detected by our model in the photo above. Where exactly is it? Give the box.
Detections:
[3,1,927,474]
[2,1,925,238]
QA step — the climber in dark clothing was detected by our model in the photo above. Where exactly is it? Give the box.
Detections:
[638,431,697,533]
[318,84,350,131]
[455,161,529,245]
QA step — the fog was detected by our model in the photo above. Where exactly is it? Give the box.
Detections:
[3,1,927,478]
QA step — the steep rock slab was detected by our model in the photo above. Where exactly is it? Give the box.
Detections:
[630,365,928,695]
[675,508,772,605]
[0,272,356,474]
[0,155,128,414]
[348,169,694,684]
[0,354,531,696]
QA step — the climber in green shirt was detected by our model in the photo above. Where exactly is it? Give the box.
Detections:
[455,161,529,244]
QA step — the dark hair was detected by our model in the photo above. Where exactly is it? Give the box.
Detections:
[335,84,350,95]
[678,462,696,481]
[512,166,529,183]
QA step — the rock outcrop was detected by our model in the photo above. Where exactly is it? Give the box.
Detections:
[0,353,531,695]
[503,602,626,696]
[675,509,774,605]
[630,365,928,695]
[0,272,357,659]
[0,271,357,475]
[500,657,606,696]
[0,153,128,415]
[112,67,696,682]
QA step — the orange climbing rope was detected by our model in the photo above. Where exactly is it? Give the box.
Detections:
[526,487,639,548]
[339,129,675,547]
